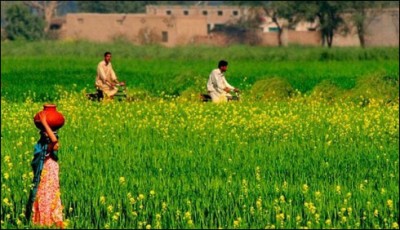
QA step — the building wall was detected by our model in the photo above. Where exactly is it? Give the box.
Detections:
[332,29,360,47]
[63,13,207,47]
[285,30,321,46]
[190,33,231,46]
[65,13,152,42]
[260,17,319,32]
[146,4,246,30]
[59,7,398,47]
[257,30,321,46]
[174,16,208,45]
[330,8,399,47]
[364,8,399,47]
[332,33,360,47]
[327,11,360,47]
[258,32,280,46]
[258,8,399,47]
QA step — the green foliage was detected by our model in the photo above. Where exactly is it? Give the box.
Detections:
[177,75,207,101]
[125,88,154,101]
[298,1,346,47]
[250,77,295,101]
[77,1,147,13]
[2,41,398,60]
[309,79,345,102]
[345,72,400,105]
[4,4,45,41]
[0,41,398,103]
[76,1,198,13]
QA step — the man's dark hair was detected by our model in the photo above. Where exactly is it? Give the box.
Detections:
[104,51,112,57]
[218,60,228,68]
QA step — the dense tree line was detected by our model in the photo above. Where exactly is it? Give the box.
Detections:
[1,1,398,47]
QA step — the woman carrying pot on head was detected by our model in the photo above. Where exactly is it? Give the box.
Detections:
[26,106,64,229]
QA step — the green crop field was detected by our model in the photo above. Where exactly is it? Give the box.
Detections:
[1,41,399,229]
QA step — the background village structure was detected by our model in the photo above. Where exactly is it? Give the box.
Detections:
[39,4,400,47]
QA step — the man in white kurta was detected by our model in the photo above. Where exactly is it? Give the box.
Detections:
[95,52,120,98]
[207,60,239,103]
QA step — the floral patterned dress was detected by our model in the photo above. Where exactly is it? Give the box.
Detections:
[26,132,64,228]
[32,156,63,227]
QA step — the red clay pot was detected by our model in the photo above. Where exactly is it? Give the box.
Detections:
[34,104,65,131]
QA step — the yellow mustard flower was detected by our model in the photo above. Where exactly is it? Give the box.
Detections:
[100,196,106,204]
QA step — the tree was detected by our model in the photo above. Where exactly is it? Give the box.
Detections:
[227,1,307,46]
[4,3,45,41]
[346,1,396,48]
[22,1,63,34]
[346,1,375,48]
[230,1,351,48]
[261,1,301,46]
[297,1,347,48]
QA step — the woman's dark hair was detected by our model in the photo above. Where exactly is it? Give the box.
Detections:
[218,60,228,68]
